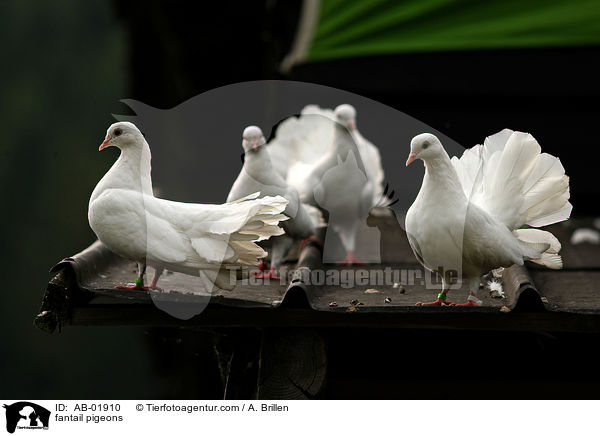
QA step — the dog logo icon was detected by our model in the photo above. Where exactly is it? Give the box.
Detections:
[3,402,50,433]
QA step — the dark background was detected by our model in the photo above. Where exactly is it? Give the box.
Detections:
[1,0,598,399]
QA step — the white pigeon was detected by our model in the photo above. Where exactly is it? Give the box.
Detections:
[296,115,374,264]
[227,126,324,279]
[335,104,386,205]
[267,104,386,206]
[313,150,375,264]
[88,122,288,292]
[405,130,571,306]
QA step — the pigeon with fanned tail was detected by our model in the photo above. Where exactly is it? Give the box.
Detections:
[227,126,324,279]
[267,104,387,207]
[405,129,571,306]
[88,122,288,292]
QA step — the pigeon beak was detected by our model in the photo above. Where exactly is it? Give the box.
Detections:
[405,152,417,166]
[252,141,258,151]
[349,121,357,130]
[99,134,111,151]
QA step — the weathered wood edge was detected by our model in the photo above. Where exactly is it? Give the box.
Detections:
[35,238,600,333]
[65,303,600,333]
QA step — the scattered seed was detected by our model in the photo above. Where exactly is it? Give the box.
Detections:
[364,289,380,294]
[346,306,357,313]
[384,297,392,304]
[329,301,338,307]
[541,297,549,304]
[500,306,511,313]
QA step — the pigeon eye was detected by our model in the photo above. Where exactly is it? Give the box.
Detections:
[114,129,122,137]
[422,142,429,149]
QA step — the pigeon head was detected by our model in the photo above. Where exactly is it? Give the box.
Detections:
[406,133,444,166]
[242,125,266,152]
[99,122,144,151]
[334,104,357,130]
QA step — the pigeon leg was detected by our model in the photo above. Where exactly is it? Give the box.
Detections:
[117,263,151,291]
[415,290,454,306]
[254,235,294,280]
[147,267,164,291]
[450,278,483,307]
[337,250,366,265]
[300,235,324,251]
[252,260,269,277]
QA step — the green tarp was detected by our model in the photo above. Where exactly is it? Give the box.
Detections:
[306,0,600,62]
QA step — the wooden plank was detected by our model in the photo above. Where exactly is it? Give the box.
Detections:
[529,270,600,313]
[38,214,600,332]
[257,329,327,399]
[67,303,600,333]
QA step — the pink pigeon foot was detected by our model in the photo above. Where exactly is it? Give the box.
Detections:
[449,299,481,307]
[252,260,269,277]
[116,283,150,291]
[253,267,280,280]
[415,298,454,306]
[337,251,366,265]
[116,276,162,292]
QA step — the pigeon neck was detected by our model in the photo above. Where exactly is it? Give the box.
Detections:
[243,146,280,187]
[91,141,153,203]
[333,124,367,175]
[118,142,153,194]
[248,145,269,158]
[422,152,464,196]
[334,124,353,146]
[423,152,451,172]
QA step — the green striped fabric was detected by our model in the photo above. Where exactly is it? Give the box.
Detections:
[306,0,600,62]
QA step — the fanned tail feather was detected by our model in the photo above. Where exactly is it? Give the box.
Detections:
[518,239,550,262]
[452,129,572,229]
[220,194,288,265]
[514,228,563,269]
[267,105,336,180]
[451,129,570,271]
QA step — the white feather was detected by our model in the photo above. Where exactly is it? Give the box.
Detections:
[451,129,572,230]
[514,228,563,269]
[267,104,386,207]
